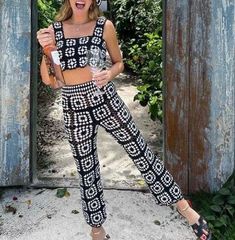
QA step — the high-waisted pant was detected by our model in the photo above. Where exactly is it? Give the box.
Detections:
[61,81,184,227]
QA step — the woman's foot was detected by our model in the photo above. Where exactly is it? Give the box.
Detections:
[176,199,211,239]
[90,226,110,240]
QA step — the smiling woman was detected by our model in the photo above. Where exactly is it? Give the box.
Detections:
[35,0,212,239]
[1,0,234,239]
[38,0,122,86]
[56,0,102,21]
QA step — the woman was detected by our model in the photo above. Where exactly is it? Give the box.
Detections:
[37,1,211,239]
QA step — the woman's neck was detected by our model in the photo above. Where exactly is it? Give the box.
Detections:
[70,14,90,25]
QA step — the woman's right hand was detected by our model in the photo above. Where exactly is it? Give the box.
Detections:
[37,25,55,48]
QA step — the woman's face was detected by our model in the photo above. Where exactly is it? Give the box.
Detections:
[69,0,93,14]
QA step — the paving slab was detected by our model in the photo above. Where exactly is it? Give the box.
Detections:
[0,187,195,240]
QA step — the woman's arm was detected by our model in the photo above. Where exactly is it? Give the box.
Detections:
[104,19,124,79]
[40,55,54,86]
[37,24,56,86]
[93,19,124,87]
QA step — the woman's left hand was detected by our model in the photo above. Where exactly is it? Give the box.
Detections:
[93,69,112,88]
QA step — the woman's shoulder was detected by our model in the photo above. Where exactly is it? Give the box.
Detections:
[102,18,117,41]
[102,18,115,32]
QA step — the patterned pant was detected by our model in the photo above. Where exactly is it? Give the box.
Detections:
[61,81,184,227]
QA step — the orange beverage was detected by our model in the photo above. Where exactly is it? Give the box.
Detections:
[43,44,66,89]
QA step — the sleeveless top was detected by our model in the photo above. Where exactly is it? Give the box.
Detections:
[52,16,107,71]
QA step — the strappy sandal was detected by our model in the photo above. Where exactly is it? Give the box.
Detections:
[177,202,212,240]
[191,216,212,240]
[90,229,111,240]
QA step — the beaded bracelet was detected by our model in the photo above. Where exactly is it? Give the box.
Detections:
[43,53,55,76]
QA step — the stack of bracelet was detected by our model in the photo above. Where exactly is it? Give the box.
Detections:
[43,53,55,76]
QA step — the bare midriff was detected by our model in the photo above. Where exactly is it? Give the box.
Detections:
[62,66,93,85]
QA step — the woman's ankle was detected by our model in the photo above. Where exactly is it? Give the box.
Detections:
[176,199,190,212]
[176,201,201,225]
[91,225,104,233]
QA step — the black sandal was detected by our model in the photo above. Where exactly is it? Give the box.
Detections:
[177,202,212,240]
[191,215,212,240]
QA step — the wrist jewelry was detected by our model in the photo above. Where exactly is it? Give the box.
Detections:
[43,53,55,76]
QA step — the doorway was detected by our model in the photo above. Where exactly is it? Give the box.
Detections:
[31,0,164,190]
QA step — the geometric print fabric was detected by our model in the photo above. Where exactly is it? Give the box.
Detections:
[61,81,184,227]
[53,16,107,71]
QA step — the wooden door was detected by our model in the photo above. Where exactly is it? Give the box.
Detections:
[164,0,235,194]
[0,0,31,186]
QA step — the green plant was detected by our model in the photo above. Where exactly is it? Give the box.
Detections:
[130,32,163,121]
[110,0,162,55]
[191,172,235,239]
[38,0,62,29]
[111,0,163,121]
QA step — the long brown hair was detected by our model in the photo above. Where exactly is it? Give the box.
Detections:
[55,0,103,22]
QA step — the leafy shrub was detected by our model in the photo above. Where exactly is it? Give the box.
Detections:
[110,0,163,121]
[110,0,162,56]
[191,172,235,239]
[130,32,163,121]
[38,0,61,28]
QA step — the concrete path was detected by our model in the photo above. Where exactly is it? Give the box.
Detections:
[0,187,194,240]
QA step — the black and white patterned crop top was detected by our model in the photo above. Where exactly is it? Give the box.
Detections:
[52,16,107,71]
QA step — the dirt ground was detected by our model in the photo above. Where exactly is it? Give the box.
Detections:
[37,71,163,189]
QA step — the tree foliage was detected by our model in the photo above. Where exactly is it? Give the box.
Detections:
[38,0,61,28]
